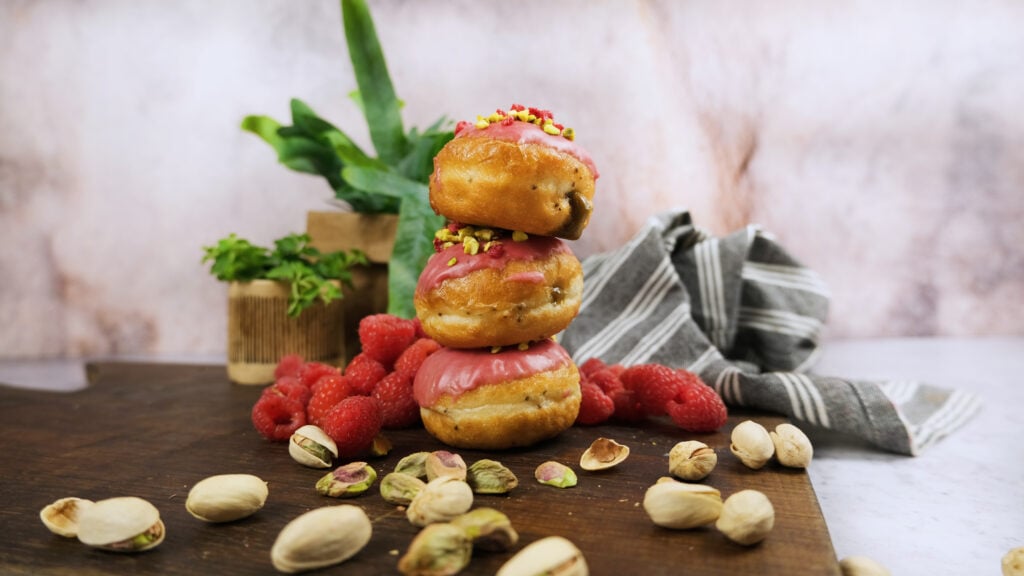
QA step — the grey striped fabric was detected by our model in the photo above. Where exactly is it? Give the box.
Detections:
[560,210,981,455]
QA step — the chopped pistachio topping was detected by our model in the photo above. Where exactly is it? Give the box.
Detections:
[458,104,576,140]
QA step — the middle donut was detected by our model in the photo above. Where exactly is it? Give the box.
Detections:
[414,227,583,349]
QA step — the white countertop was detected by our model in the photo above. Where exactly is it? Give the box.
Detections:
[2,338,1021,574]
[810,337,1024,575]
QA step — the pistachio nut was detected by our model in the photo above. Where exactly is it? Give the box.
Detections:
[450,507,519,552]
[270,505,372,574]
[496,535,589,576]
[395,451,431,479]
[289,425,338,469]
[642,480,723,529]
[40,497,94,538]
[316,462,376,498]
[839,555,892,576]
[380,472,427,505]
[730,420,775,469]
[579,437,629,471]
[467,459,518,494]
[535,461,578,488]
[715,489,774,545]
[425,450,468,482]
[186,473,269,523]
[406,477,474,527]
[770,423,813,468]
[1004,547,1024,576]
[668,441,717,481]
[370,433,393,457]
[397,522,472,576]
[77,496,165,553]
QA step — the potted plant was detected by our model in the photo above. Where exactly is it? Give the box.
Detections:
[202,233,366,385]
[240,0,450,328]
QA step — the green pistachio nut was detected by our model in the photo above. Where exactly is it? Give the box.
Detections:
[397,523,472,576]
[450,507,519,552]
[380,472,427,506]
[534,461,578,488]
[317,462,377,498]
[467,459,519,494]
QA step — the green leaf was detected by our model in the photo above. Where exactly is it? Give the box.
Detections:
[341,0,406,164]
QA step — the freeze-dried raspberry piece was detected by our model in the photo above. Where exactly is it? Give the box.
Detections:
[576,379,615,425]
[358,314,418,367]
[306,374,352,427]
[620,364,685,416]
[298,362,340,391]
[251,393,306,441]
[344,353,389,396]
[393,338,442,378]
[321,396,383,459]
[666,384,728,432]
[372,371,420,429]
[274,354,305,380]
[262,376,312,408]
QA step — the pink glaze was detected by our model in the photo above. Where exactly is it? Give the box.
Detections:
[415,236,572,295]
[413,339,573,405]
[504,271,546,284]
[456,121,599,180]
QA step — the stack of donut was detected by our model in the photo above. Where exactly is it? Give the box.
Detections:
[412,105,599,449]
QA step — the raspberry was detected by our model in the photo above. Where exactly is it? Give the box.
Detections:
[251,394,306,441]
[674,368,707,389]
[576,379,614,425]
[589,367,625,396]
[274,354,305,380]
[412,317,428,339]
[609,387,646,423]
[579,358,608,378]
[321,396,383,459]
[620,364,686,416]
[298,362,341,391]
[307,374,352,427]
[358,314,418,367]
[262,376,312,408]
[666,383,728,432]
[344,353,389,396]
[393,338,442,378]
[372,371,420,429]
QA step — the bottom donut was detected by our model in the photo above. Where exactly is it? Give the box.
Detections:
[412,340,581,450]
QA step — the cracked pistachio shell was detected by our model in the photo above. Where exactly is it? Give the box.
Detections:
[406,477,474,527]
[715,489,774,545]
[467,459,518,494]
[496,536,589,576]
[380,472,426,505]
[642,480,723,529]
[186,473,268,523]
[40,497,94,538]
[450,507,519,552]
[730,420,775,469]
[397,522,472,576]
[579,438,629,471]
[289,425,338,469]
[840,555,892,576]
[77,496,165,552]
[270,505,372,574]
[535,461,578,488]
[395,452,430,479]
[770,423,813,468]
[425,450,468,482]
[668,441,717,481]
[316,462,376,498]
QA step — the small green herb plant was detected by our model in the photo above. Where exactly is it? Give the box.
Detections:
[240,0,450,319]
[202,233,367,317]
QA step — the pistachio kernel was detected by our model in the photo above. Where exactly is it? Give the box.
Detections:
[397,523,472,576]
[380,472,426,506]
[535,461,578,488]
[466,459,519,494]
[395,452,430,479]
[316,462,377,498]
[425,451,468,482]
[450,507,519,552]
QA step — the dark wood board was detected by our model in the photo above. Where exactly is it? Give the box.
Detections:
[0,362,839,575]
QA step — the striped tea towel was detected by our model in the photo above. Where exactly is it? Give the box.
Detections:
[560,209,981,455]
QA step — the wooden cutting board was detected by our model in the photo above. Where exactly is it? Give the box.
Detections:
[0,362,839,575]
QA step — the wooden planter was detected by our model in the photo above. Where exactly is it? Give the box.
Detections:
[306,211,398,362]
[226,280,345,385]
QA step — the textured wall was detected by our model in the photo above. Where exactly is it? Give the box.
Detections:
[1,0,1022,359]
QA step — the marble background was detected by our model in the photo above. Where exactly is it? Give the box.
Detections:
[1,0,1022,359]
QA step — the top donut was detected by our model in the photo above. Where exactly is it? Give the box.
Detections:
[430,105,599,240]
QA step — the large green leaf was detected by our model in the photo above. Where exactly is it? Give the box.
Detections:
[341,166,443,318]
[341,0,407,165]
